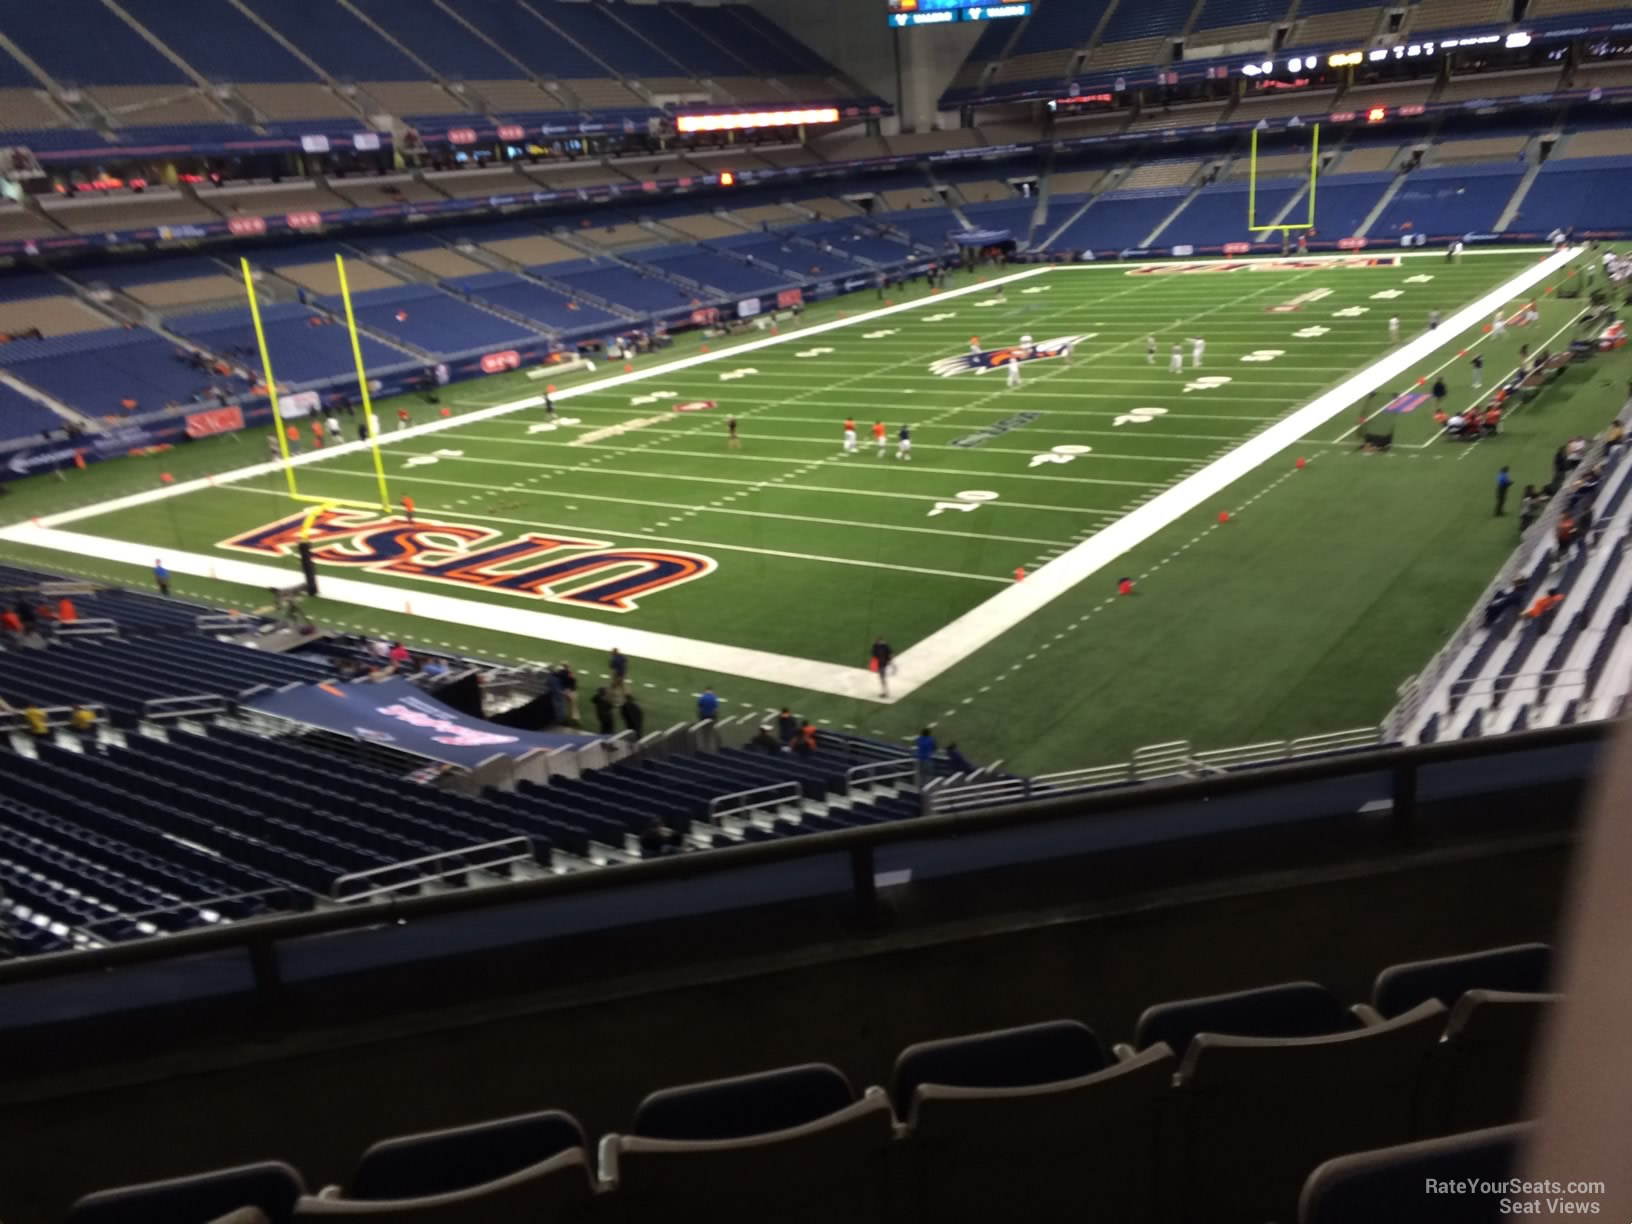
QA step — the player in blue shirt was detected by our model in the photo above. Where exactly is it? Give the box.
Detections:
[896,425,912,462]
[697,687,719,721]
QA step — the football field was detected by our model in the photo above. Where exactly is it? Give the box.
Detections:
[5,245,1623,771]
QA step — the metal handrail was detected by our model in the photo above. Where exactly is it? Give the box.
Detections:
[707,780,801,822]
[139,694,230,721]
[0,701,106,732]
[927,726,1384,814]
[54,617,118,638]
[844,757,917,794]
[329,837,535,903]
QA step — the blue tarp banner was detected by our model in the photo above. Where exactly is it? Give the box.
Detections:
[243,678,603,766]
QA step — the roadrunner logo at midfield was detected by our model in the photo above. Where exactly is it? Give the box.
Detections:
[221,509,716,614]
[929,335,1092,377]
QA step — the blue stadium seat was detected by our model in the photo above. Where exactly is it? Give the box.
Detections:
[1,327,236,419]
[894,1023,1174,1224]
[1299,1123,1527,1224]
[1371,164,1527,241]
[1007,0,1116,54]
[890,1019,1112,1114]
[238,0,428,81]
[1420,990,1557,1136]
[116,0,318,82]
[344,1109,588,1202]
[1173,1000,1449,1222]
[453,0,609,79]
[324,284,543,357]
[1371,942,1553,1018]
[171,302,418,386]
[607,1063,894,1223]
[66,1161,306,1224]
[447,271,625,333]
[1134,980,1360,1054]
[0,381,63,442]
[1046,188,1190,252]
[1098,0,1199,44]
[1524,155,1632,233]
[536,1,682,80]
[635,1063,856,1140]
[2,0,188,85]
[348,0,519,79]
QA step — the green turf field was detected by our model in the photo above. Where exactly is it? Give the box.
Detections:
[4,249,1627,773]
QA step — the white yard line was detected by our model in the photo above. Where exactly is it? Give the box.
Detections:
[0,248,1578,704]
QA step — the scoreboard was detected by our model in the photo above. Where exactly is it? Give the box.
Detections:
[888,1,1031,27]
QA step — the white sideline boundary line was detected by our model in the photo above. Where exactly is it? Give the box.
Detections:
[0,249,1579,704]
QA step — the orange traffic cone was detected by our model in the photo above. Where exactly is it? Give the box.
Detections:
[1014,566,1026,582]
[1218,510,1231,524]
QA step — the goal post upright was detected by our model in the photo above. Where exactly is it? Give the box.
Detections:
[335,253,393,514]
[1247,122,1320,239]
[241,256,299,501]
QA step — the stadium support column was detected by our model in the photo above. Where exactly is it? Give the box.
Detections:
[895,19,982,134]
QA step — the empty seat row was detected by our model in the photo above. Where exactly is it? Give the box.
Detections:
[63,942,1555,1223]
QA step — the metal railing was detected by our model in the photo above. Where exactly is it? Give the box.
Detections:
[927,727,1383,815]
[0,702,106,733]
[329,837,535,903]
[708,780,802,824]
[844,757,918,796]
[54,617,117,639]
[140,694,230,722]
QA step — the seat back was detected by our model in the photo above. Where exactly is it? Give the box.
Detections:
[607,1090,895,1224]
[1174,999,1448,1224]
[890,1019,1109,1116]
[1421,991,1559,1136]
[633,1063,856,1140]
[67,1161,305,1224]
[1299,1123,1529,1224]
[1134,980,1357,1055]
[210,1212,271,1224]
[292,1149,596,1223]
[1373,943,1552,1018]
[347,1109,585,1201]
[903,1043,1175,1224]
